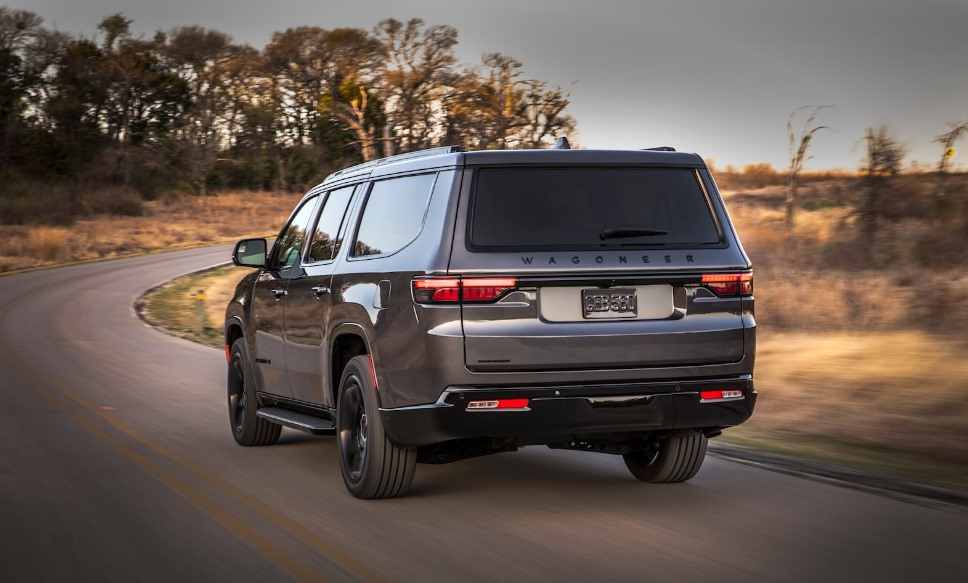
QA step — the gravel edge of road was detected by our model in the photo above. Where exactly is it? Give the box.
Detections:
[708,441,968,514]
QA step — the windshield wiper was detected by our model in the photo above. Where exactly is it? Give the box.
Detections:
[599,228,669,240]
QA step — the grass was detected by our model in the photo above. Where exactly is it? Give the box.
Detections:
[0,191,302,273]
[138,265,251,347]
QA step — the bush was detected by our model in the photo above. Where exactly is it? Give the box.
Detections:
[80,185,144,216]
[27,226,69,262]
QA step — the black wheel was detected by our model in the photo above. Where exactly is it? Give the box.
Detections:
[227,338,281,446]
[336,355,416,499]
[623,432,707,483]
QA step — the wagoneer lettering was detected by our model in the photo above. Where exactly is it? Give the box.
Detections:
[225,143,756,499]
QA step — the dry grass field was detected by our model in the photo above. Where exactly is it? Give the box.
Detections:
[11,176,968,488]
[0,191,303,273]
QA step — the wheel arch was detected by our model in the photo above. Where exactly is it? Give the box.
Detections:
[225,316,245,354]
[331,324,373,409]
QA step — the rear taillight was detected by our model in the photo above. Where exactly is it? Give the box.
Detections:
[412,277,461,303]
[461,278,517,302]
[702,273,753,297]
[412,277,517,304]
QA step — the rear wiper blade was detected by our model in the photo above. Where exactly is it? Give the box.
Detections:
[599,228,669,240]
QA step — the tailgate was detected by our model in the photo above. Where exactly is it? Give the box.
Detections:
[462,275,745,372]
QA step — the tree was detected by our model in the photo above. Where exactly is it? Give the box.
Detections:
[0,7,44,166]
[374,18,458,156]
[165,26,255,195]
[444,53,574,151]
[264,26,381,159]
[786,105,830,226]
[859,125,905,243]
[933,121,968,222]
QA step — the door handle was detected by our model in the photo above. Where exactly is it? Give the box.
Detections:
[311,285,330,298]
[271,288,287,299]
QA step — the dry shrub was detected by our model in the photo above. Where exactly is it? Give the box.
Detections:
[726,175,968,334]
[27,227,70,262]
[0,181,74,225]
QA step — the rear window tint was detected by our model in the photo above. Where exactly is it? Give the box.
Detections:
[469,168,721,249]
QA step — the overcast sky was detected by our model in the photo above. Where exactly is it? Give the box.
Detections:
[7,0,968,170]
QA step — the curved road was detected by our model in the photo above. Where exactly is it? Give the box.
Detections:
[1,247,965,582]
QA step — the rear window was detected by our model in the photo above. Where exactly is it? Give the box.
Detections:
[352,173,437,257]
[469,167,722,249]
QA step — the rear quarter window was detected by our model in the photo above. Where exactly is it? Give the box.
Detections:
[352,173,438,257]
[469,167,722,250]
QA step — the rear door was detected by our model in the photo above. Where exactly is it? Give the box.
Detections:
[283,184,357,407]
[450,164,750,372]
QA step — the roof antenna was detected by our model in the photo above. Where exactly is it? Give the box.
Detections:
[552,136,571,150]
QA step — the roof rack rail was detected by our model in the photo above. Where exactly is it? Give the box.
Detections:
[376,145,461,166]
[643,146,676,152]
[325,145,462,182]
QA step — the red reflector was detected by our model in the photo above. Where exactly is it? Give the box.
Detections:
[467,398,530,410]
[225,345,231,363]
[700,390,744,402]
[367,354,378,388]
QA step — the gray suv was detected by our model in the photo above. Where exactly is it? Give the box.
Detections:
[225,144,756,498]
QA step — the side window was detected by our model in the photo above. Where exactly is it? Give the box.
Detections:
[352,174,437,257]
[271,195,319,270]
[308,186,355,263]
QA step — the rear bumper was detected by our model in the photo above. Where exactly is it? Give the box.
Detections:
[380,376,756,446]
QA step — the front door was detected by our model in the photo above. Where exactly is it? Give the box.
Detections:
[250,193,321,398]
[284,185,357,408]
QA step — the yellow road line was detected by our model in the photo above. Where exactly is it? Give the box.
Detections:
[0,271,387,583]
[2,361,326,583]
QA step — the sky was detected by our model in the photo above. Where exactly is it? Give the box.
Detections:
[6,0,968,171]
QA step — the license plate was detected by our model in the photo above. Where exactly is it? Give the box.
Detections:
[582,288,637,319]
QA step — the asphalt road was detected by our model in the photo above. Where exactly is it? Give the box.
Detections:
[1,247,966,583]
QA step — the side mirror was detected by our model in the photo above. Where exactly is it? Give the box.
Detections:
[232,238,267,268]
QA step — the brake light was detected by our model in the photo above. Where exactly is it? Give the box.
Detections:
[412,277,517,304]
[702,273,753,297]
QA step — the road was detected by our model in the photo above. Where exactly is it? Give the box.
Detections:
[1,247,965,582]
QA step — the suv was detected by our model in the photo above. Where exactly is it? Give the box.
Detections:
[225,144,756,499]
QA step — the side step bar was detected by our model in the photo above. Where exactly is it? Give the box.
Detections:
[256,407,336,435]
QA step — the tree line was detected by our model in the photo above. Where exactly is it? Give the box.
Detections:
[0,7,575,222]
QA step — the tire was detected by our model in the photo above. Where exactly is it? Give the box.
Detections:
[336,355,416,499]
[623,432,707,483]
[227,338,281,446]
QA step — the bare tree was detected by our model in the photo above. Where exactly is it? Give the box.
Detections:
[374,18,458,156]
[786,105,831,226]
[933,121,968,222]
[445,53,574,151]
[860,125,905,243]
